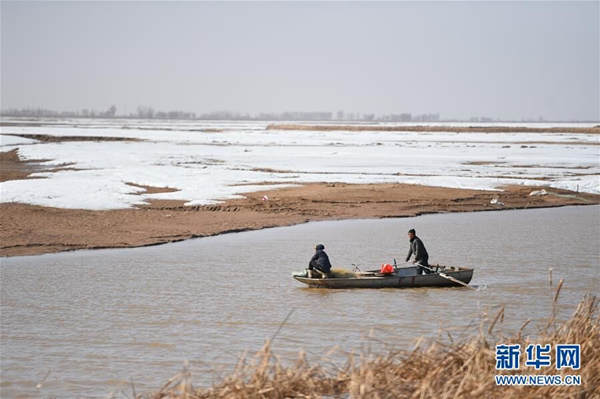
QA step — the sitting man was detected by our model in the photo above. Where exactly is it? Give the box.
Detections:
[405,228,431,275]
[308,244,332,278]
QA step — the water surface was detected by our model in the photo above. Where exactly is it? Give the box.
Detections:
[1,206,599,397]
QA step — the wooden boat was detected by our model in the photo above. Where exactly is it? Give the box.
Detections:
[293,265,474,289]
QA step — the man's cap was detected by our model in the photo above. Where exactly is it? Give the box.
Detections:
[316,244,325,250]
[408,229,416,234]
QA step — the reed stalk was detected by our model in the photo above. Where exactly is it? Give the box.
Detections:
[138,294,598,398]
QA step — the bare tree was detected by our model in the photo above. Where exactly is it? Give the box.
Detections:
[137,106,154,119]
[106,105,117,117]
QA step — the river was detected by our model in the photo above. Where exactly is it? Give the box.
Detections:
[1,205,598,397]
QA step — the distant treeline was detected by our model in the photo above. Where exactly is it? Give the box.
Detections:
[1,106,444,122]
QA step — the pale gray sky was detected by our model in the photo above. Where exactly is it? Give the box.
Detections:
[1,1,598,120]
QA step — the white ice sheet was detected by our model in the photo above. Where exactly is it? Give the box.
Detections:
[1,119,598,210]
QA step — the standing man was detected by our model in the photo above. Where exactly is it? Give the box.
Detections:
[405,229,431,274]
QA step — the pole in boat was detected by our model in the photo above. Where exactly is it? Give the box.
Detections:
[416,263,477,291]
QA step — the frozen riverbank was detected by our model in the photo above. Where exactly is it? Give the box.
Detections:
[1,119,598,210]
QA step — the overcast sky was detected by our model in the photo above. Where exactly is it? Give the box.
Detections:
[1,1,598,120]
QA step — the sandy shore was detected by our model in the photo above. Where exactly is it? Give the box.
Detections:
[2,144,599,257]
[1,177,598,257]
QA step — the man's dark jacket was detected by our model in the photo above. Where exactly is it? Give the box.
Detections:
[311,249,332,272]
[406,236,429,263]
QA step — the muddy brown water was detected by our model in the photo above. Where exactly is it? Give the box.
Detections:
[1,206,599,397]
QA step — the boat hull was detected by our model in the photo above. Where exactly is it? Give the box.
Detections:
[293,267,473,289]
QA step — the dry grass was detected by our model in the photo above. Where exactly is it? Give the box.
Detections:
[128,287,599,399]
[266,124,600,134]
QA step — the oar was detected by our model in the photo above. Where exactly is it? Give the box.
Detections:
[416,263,477,291]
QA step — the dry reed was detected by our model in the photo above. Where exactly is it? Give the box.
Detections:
[131,290,599,399]
[266,124,600,135]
